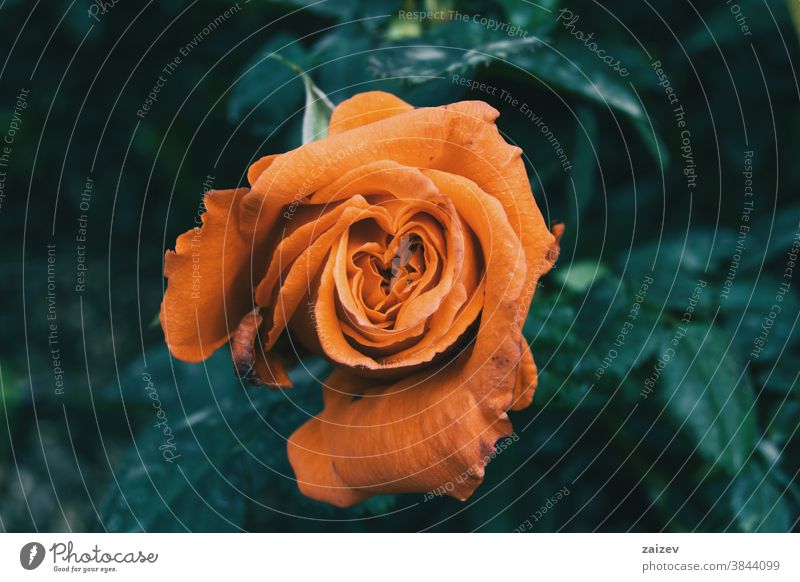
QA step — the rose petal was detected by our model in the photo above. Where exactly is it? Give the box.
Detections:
[288,363,512,506]
[241,100,533,246]
[510,340,537,411]
[255,195,372,309]
[161,188,259,362]
[328,91,413,137]
[247,154,279,187]
[287,412,370,508]
[260,202,393,351]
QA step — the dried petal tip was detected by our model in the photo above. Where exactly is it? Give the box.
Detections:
[231,309,292,389]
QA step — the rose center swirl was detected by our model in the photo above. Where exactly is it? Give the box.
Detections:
[339,215,445,333]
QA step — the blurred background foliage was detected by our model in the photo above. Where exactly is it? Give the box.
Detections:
[1,0,799,532]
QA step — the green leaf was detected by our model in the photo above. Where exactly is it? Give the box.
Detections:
[658,323,758,474]
[98,349,257,532]
[385,17,423,41]
[729,457,792,532]
[555,259,609,293]
[633,118,669,168]
[791,0,800,43]
[509,48,669,166]
[368,27,545,84]
[0,361,24,460]
[570,275,664,383]
[498,0,560,34]
[740,203,800,271]
[98,348,327,531]
[301,75,334,143]
[363,20,668,168]
[0,361,23,410]
[757,364,799,395]
[282,0,402,27]
[719,275,800,362]
[686,0,774,52]
[765,399,800,444]
[567,105,597,221]
[523,290,610,408]
[270,54,335,144]
[99,347,397,531]
[227,34,308,137]
[524,291,579,349]
[623,228,735,310]
[305,31,467,112]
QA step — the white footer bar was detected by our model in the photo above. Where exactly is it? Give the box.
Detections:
[1,533,797,580]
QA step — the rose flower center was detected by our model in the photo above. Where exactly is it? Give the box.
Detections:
[348,224,435,326]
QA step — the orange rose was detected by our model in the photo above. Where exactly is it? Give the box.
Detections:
[160,91,562,507]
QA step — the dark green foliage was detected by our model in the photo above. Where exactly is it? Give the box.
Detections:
[1,0,798,532]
